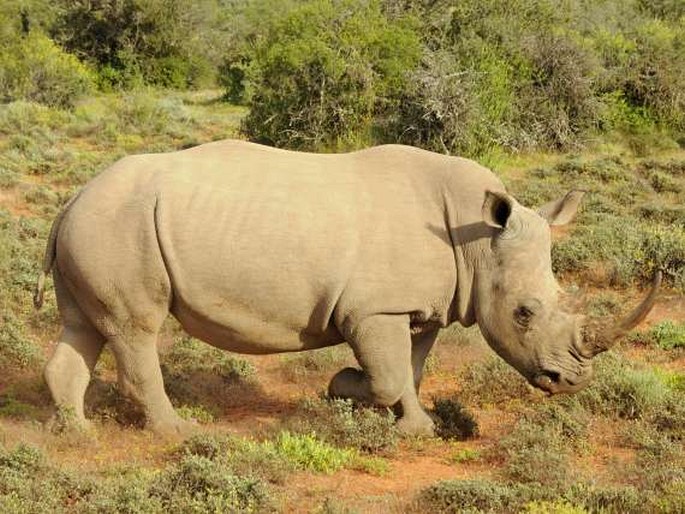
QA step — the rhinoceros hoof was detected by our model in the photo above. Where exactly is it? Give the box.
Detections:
[47,414,95,436]
[147,416,197,438]
[396,413,436,437]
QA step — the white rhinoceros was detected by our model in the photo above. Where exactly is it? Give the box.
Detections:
[35,140,659,435]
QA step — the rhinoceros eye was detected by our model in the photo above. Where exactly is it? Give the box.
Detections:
[514,305,535,330]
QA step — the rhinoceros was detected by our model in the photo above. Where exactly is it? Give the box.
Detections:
[35,140,659,435]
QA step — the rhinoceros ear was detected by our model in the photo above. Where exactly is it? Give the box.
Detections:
[537,190,585,226]
[482,190,514,229]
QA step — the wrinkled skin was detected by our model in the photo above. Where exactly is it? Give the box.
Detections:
[35,140,635,436]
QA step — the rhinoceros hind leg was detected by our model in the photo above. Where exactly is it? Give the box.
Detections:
[109,331,193,437]
[44,271,105,431]
[44,327,105,431]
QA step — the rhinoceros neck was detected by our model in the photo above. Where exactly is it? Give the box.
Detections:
[441,159,505,327]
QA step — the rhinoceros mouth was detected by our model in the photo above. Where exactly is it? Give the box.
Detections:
[531,369,589,395]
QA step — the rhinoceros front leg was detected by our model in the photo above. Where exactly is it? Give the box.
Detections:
[328,314,435,436]
[392,328,439,435]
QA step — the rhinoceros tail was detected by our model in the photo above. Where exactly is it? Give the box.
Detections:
[34,192,81,309]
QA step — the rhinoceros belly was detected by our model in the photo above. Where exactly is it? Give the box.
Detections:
[153,162,357,354]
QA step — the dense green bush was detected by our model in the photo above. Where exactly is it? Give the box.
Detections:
[0,32,93,107]
[235,0,422,149]
[52,0,221,90]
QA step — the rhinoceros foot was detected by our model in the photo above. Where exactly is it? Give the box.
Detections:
[147,415,197,438]
[46,405,96,435]
[396,410,435,437]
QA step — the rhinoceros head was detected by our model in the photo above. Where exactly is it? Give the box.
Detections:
[472,190,660,395]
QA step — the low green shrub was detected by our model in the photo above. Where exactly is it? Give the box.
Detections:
[176,404,216,424]
[564,484,644,514]
[574,354,680,421]
[82,468,162,514]
[162,336,256,382]
[280,346,350,381]
[416,479,549,513]
[151,454,271,512]
[630,320,685,350]
[497,418,572,487]
[522,501,588,514]
[456,357,532,407]
[448,447,481,464]
[286,397,398,454]
[0,394,40,419]
[431,397,479,441]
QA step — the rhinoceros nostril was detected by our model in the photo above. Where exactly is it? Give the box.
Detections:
[533,371,561,393]
[543,370,561,383]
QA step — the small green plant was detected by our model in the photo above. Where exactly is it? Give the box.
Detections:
[448,447,481,464]
[177,404,216,424]
[415,479,548,513]
[632,320,685,350]
[574,354,678,421]
[269,431,355,474]
[431,397,479,440]
[0,395,40,419]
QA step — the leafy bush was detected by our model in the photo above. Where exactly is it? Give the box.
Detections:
[630,320,685,350]
[416,479,549,513]
[497,419,573,487]
[522,501,588,514]
[0,32,93,107]
[431,397,479,441]
[237,0,422,150]
[509,155,685,291]
[286,397,398,454]
[151,454,271,512]
[52,0,220,90]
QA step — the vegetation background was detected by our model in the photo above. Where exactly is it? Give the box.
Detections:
[0,0,684,512]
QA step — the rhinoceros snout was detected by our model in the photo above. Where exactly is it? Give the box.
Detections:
[532,366,593,395]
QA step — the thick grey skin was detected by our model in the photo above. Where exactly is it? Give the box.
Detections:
[40,140,588,436]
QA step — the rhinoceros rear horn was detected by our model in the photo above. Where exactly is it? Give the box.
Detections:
[582,271,662,357]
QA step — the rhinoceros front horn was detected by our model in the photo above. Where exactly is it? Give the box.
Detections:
[582,271,662,357]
